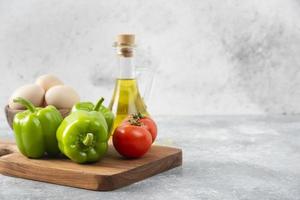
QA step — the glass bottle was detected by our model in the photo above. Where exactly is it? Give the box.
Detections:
[109,34,149,134]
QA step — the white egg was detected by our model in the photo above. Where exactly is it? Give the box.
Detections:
[45,85,80,109]
[36,74,64,91]
[9,84,45,109]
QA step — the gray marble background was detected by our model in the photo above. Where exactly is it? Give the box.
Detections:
[1,0,300,122]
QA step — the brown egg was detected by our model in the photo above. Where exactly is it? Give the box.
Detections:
[45,85,80,109]
[9,84,45,109]
[36,74,64,91]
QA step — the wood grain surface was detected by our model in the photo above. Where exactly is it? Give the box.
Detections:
[0,141,182,191]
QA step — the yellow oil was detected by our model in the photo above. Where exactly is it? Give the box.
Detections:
[109,78,149,134]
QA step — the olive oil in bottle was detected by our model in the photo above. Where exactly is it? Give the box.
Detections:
[109,34,149,133]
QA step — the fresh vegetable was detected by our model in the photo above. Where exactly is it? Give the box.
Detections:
[9,84,45,109]
[113,119,152,158]
[36,74,63,91]
[45,85,80,109]
[123,113,157,143]
[72,98,114,134]
[12,97,63,158]
[57,101,109,163]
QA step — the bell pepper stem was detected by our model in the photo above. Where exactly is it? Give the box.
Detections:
[93,97,104,111]
[13,97,36,113]
[82,133,94,146]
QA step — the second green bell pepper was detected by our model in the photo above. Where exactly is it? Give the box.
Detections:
[13,97,63,158]
[57,104,109,163]
[72,98,114,134]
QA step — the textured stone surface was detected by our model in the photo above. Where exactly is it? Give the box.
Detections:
[1,0,300,120]
[1,115,300,200]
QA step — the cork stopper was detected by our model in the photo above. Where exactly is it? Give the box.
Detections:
[115,34,135,57]
[116,34,135,47]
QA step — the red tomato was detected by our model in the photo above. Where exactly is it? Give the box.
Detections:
[113,124,152,158]
[138,116,157,143]
[122,115,157,143]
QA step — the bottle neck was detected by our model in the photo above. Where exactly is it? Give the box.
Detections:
[117,55,136,79]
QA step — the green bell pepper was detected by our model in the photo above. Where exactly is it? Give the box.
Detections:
[57,103,109,163]
[72,97,114,134]
[13,97,63,158]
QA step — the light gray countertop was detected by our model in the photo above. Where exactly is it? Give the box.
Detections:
[0,115,300,200]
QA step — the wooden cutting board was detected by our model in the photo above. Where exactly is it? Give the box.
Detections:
[0,141,182,191]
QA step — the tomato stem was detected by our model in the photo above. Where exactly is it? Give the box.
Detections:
[131,112,144,120]
[128,113,145,126]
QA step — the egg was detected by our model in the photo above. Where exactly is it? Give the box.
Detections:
[45,85,80,109]
[9,84,45,109]
[36,74,64,91]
